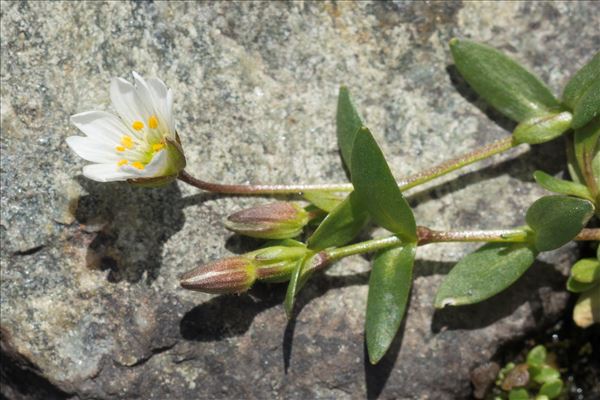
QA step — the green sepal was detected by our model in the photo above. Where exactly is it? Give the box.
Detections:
[366,244,416,364]
[450,38,560,122]
[435,243,537,307]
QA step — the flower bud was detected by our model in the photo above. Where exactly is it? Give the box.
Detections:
[179,256,256,294]
[180,242,309,294]
[225,202,311,239]
[251,244,308,283]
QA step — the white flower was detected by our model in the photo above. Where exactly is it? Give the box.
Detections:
[67,72,186,184]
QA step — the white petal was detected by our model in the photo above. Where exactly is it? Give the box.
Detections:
[66,136,119,163]
[132,72,173,133]
[165,88,175,133]
[70,111,128,145]
[110,77,152,126]
[82,164,137,182]
[121,148,169,178]
[132,71,160,117]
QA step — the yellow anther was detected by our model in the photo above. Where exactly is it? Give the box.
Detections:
[131,161,145,170]
[148,115,159,129]
[132,120,144,131]
[117,159,128,166]
[152,143,165,151]
[116,145,126,152]
[121,135,134,149]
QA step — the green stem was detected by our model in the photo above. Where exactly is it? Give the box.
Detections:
[179,136,517,195]
[324,227,600,263]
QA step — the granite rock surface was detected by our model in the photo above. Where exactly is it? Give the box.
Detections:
[1,1,599,399]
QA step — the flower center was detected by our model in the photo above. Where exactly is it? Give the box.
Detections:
[115,115,165,170]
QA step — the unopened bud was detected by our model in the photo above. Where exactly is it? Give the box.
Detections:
[180,242,309,294]
[225,202,311,239]
[251,244,308,283]
[179,256,256,294]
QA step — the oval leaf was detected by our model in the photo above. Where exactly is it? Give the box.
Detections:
[567,275,597,293]
[526,195,594,252]
[539,380,563,399]
[307,191,369,251]
[450,38,559,122]
[366,244,416,364]
[337,86,364,170]
[512,111,572,144]
[533,170,593,201]
[435,243,537,308]
[571,258,600,283]
[350,127,416,241]
[562,51,600,110]
[571,79,600,129]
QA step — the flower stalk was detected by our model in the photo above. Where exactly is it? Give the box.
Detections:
[178,136,517,195]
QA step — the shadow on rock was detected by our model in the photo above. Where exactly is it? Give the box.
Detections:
[431,260,566,332]
[75,177,186,284]
[363,298,409,400]
[180,271,370,347]
[407,138,565,212]
[446,64,517,133]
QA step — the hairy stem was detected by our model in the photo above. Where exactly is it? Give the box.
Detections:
[178,136,517,195]
[324,226,600,263]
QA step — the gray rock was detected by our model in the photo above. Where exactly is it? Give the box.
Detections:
[1,1,597,399]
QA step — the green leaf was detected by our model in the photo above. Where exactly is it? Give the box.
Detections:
[283,253,319,318]
[512,111,572,144]
[508,388,530,400]
[306,191,369,251]
[350,127,416,241]
[539,379,563,399]
[435,243,537,307]
[532,366,560,385]
[284,257,305,318]
[337,86,364,170]
[567,276,597,293]
[562,51,600,110]
[571,79,600,129]
[571,258,600,283]
[526,345,547,368]
[303,191,345,213]
[366,244,416,364]
[574,117,600,194]
[526,195,594,252]
[533,170,593,201]
[450,38,560,122]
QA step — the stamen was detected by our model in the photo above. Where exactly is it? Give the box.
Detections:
[148,115,159,129]
[117,159,128,166]
[116,145,126,152]
[132,121,144,131]
[152,143,165,151]
[121,136,134,149]
[132,161,145,170]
